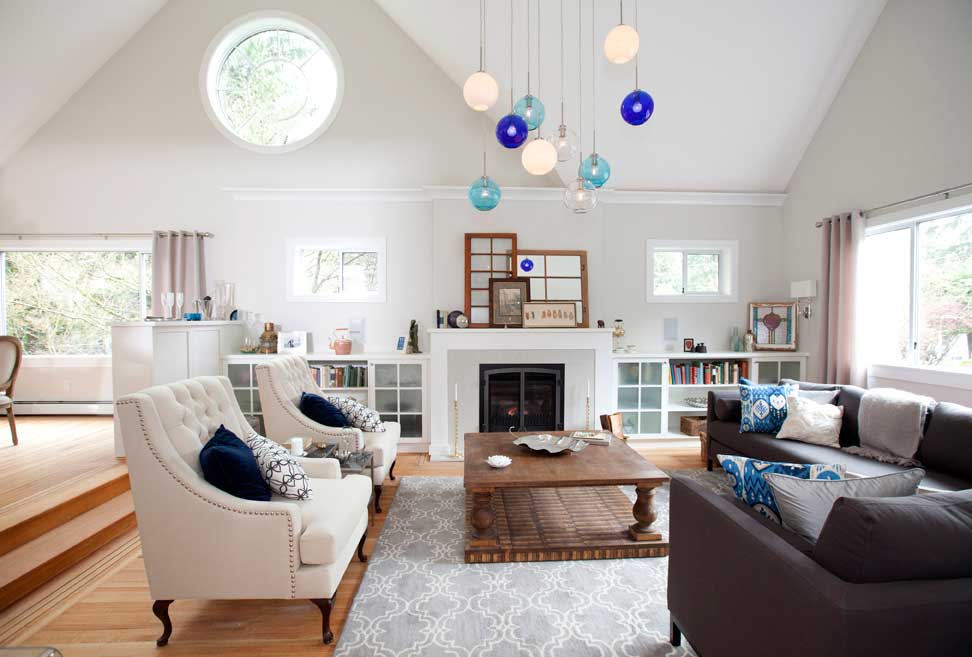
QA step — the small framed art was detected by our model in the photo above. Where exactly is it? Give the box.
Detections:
[749,302,798,351]
[683,338,695,353]
[522,302,577,328]
[277,330,308,354]
[489,277,530,327]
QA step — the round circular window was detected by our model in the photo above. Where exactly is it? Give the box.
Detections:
[201,13,344,152]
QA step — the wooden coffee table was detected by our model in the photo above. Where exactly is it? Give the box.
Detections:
[463,431,670,563]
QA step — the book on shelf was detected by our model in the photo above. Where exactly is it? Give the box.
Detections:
[309,364,368,389]
[668,359,748,385]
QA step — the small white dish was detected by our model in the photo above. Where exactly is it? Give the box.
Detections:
[486,454,512,469]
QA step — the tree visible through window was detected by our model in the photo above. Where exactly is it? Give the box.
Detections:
[291,243,382,301]
[2,251,150,355]
[652,250,720,295]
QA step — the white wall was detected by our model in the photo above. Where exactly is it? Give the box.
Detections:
[781,0,972,382]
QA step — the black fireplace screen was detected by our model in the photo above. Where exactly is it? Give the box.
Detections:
[479,364,565,432]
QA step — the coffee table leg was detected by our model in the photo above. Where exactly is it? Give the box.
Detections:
[629,486,661,541]
[471,491,496,542]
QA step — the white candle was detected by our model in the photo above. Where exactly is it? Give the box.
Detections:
[454,383,458,402]
[587,379,591,398]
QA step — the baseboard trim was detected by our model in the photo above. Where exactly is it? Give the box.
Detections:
[13,402,113,415]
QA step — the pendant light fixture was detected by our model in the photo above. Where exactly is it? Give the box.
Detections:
[580,0,610,188]
[547,0,577,162]
[463,0,499,111]
[620,0,654,125]
[522,0,557,175]
[468,151,502,211]
[603,0,639,64]
[564,0,596,214]
[513,0,545,130]
[496,0,529,148]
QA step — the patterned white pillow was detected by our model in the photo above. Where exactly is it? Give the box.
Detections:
[326,396,386,432]
[245,435,313,500]
[777,393,843,447]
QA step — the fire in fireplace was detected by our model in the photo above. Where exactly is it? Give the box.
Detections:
[479,364,565,432]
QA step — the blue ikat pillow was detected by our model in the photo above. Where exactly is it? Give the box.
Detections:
[739,381,795,433]
[717,454,845,524]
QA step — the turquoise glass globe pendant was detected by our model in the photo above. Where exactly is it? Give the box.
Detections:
[580,152,611,188]
[496,113,529,149]
[468,176,501,211]
[621,89,654,125]
[513,94,546,131]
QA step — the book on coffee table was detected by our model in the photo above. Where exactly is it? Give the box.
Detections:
[570,430,612,445]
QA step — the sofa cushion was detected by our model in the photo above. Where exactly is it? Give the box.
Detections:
[288,474,371,565]
[777,394,843,448]
[727,495,814,555]
[299,392,347,428]
[199,425,272,501]
[918,402,972,482]
[813,488,972,582]
[739,383,794,433]
[834,385,866,447]
[711,391,741,422]
[764,469,924,543]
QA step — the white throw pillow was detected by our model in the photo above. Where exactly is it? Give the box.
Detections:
[246,435,313,500]
[763,469,924,543]
[797,389,839,404]
[776,394,844,447]
[327,396,385,432]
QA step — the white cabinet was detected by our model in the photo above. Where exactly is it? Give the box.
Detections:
[369,359,429,446]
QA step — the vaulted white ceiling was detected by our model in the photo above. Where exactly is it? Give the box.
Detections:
[375,0,887,193]
[0,0,168,166]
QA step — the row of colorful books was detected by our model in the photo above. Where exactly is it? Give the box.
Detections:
[669,360,749,385]
[310,364,368,389]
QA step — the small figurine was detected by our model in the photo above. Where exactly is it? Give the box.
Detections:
[597,320,605,328]
[406,320,421,354]
[694,342,708,353]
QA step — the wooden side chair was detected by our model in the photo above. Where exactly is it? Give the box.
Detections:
[0,336,23,446]
[600,412,628,442]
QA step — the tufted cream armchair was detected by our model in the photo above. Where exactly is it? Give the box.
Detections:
[115,376,371,646]
[255,355,399,513]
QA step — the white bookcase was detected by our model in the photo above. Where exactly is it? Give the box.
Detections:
[612,352,808,439]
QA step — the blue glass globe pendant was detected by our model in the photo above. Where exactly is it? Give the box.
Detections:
[620,89,655,126]
[496,113,529,149]
[580,152,611,188]
[468,175,501,211]
[513,94,546,131]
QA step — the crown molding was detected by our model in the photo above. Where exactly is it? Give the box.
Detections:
[222,187,430,202]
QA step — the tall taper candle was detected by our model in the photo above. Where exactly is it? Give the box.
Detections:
[454,383,458,402]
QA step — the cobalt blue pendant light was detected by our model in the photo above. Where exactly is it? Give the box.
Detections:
[581,0,610,188]
[468,152,501,211]
[497,0,529,149]
[514,0,545,131]
[620,0,654,126]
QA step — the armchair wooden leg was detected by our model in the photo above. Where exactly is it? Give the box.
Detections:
[374,485,383,514]
[357,529,368,562]
[310,597,335,644]
[670,616,682,647]
[152,600,173,646]
[389,458,396,481]
[706,458,713,472]
[6,407,17,446]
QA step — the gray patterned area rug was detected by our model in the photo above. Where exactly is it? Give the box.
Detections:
[335,470,730,657]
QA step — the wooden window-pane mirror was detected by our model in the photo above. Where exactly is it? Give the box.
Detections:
[515,250,589,327]
[465,233,517,328]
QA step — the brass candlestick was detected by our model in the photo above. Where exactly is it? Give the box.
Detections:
[450,399,463,459]
[585,395,591,430]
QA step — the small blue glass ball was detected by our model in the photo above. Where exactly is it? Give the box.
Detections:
[520,258,534,273]
[496,113,529,148]
[468,176,501,211]
[580,153,611,188]
[620,89,654,125]
[513,94,546,131]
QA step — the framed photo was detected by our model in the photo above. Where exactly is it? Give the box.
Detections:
[522,302,577,328]
[396,336,406,351]
[489,277,530,327]
[277,330,307,354]
[749,302,798,351]
[683,338,695,352]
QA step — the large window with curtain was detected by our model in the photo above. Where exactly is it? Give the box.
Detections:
[860,207,972,369]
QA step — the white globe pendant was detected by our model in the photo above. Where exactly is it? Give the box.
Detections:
[603,24,639,64]
[521,138,558,175]
[463,71,499,111]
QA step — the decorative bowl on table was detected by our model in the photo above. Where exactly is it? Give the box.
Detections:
[486,454,512,468]
[512,433,589,454]
[683,397,708,408]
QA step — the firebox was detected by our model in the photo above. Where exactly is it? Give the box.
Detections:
[479,364,565,432]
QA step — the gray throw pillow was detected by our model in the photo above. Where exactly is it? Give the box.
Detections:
[763,469,924,543]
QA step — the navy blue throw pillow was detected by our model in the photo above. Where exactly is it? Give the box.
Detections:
[300,392,348,427]
[199,425,272,501]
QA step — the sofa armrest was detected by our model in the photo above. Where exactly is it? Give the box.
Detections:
[295,456,342,480]
[707,389,740,423]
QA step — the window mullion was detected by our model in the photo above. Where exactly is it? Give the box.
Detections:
[909,225,919,364]
[339,249,346,294]
[0,252,6,334]
[681,251,688,295]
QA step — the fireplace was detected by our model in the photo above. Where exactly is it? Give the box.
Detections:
[479,364,565,432]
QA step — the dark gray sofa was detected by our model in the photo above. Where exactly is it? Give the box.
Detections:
[704,382,972,491]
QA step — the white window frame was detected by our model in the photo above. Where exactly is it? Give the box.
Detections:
[863,196,972,370]
[286,237,386,303]
[646,239,738,303]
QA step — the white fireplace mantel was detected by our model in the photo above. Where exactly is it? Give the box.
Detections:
[428,328,615,460]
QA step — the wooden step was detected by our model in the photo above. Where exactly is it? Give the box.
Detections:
[0,464,130,557]
[0,491,136,612]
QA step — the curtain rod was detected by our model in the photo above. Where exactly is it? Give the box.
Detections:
[814,181,972,227]
[0,231,214,239]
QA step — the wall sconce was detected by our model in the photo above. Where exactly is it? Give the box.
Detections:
[790,280,817,319]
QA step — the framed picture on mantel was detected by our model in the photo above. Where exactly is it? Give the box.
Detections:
[489,278,530,327]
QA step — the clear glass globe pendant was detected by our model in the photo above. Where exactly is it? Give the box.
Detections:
[547,123,578,162]
[468,175,501,211]
[621,88,654,125]
[496,113,529,149]
[580,152,611,187]
[564,175,597,213]
[514,94,546,130]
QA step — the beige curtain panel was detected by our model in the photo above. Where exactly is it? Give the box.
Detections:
[817,212,864,386]
[151,231,208,317]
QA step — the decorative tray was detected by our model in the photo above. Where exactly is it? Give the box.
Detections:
[512,433,589,454]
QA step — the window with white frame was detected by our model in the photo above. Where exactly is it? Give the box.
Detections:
[860,205,972,369]
[286,239,386,302]
[0,244,151,355]
[646,240,738,302]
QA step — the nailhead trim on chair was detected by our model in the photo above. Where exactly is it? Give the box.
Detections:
[117,398,299,598]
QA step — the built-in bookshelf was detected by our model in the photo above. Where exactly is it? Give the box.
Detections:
[613,352,808,439]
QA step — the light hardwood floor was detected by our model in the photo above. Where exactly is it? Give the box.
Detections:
[5,417,703,656]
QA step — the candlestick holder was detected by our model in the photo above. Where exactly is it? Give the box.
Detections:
[585,394,591,430]
[450,399,463,459]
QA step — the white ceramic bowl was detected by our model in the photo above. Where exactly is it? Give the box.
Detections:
[486,454,512,469]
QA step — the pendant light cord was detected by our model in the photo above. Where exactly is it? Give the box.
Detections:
[577,0,583,160]
[526,0,531,94]
[536,0,542,139]
[510,0,515,111]
[559,0,565,124]
[591,0,596,153]
[479,0,485,71]
[619,0,624,24]
[634,0,640,89]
